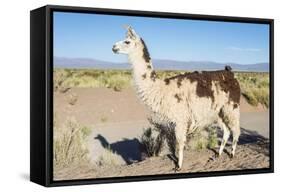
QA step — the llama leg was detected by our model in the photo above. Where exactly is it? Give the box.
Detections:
[175,125,186,170]
[231,125,240,158]
[219,124,230,156]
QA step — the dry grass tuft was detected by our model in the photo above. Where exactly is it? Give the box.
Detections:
[140,127,164,157]
[53,116,92,174]
[186,126,218,151]
[236,72,269,107]
[53,69,71,93]
[54,69,132,91]
[207,127,218,149]
[140,118,175,157]
[141,116,219,156]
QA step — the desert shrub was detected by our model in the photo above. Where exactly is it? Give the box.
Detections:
[103,72,130,91]
[53,69,71,93]
[241,86,269,107]
[151,120,176,156]
[185,126,218,151]
[80,126,92,139]
[141,116,218,156]
[141,119,219,156]
[53,69,187,91]
[195,127,218,150]
[186,129,208,151]
[96,147,123,167]
[53,117,92,171]
[140,127,164,157]
[242,91,258,106]
[253,88,269,107]
[236,72,269,108]
[54,69,132,91]
[195,140,207,151]
[140,118,176,157]
[157,70,183,79]
[207,127,218,149]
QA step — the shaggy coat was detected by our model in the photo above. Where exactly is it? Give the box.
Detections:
[113,26,241,170]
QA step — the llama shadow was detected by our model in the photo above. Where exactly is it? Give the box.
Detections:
[239,128,269,144]
[94,134,143,165]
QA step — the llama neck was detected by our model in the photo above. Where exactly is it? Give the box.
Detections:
[128,52,155,89]
[128,52,161,111]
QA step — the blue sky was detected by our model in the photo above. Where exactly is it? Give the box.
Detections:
[53,11,269,64]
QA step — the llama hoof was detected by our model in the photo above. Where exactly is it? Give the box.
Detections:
[173,166,181,172]
[230,154,234,159]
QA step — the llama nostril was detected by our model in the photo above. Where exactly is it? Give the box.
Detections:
[112,45,118,53]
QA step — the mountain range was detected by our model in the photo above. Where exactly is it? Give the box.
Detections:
[54,57,269,72]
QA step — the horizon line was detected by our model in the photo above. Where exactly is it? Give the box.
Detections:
[54,56,269,65]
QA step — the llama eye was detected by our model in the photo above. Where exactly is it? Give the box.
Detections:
[124,41,130,44]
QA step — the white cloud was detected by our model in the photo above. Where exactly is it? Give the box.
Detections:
[227,46,261,52]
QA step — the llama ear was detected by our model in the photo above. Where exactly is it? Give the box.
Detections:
[125,25,138,39]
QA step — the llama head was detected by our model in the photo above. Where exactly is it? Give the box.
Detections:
[112,26,141,55]
[112,26,150,62]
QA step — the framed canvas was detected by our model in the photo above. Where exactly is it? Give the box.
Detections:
[30,5,274,187]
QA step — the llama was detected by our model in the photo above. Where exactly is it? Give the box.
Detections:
[112,26,241,170]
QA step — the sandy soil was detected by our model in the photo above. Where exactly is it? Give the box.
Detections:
[54,141,269,180]
[54,87,270,180]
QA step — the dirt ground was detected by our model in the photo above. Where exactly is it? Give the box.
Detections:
[53,87,270,180]
[54,142,269,180]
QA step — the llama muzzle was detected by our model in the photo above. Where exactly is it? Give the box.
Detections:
[112,45,119,53]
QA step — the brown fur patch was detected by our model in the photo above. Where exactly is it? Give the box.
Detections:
[233,103,238,109]
[140,38,151,63]
[164,67,240,104]
[174,94,182,103]
[147,65,152,69]
[142,73,147,79]
[150,70,157,81]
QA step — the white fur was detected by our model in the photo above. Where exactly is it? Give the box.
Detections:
[113,26,240,169]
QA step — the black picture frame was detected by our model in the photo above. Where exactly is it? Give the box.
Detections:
[30,4,274,187]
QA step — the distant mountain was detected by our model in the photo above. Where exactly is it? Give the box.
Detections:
[153,60,269,72]
[54,57,128,69]
[54,57,269,72]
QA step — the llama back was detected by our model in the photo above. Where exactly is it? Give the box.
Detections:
[164,66,241,107]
